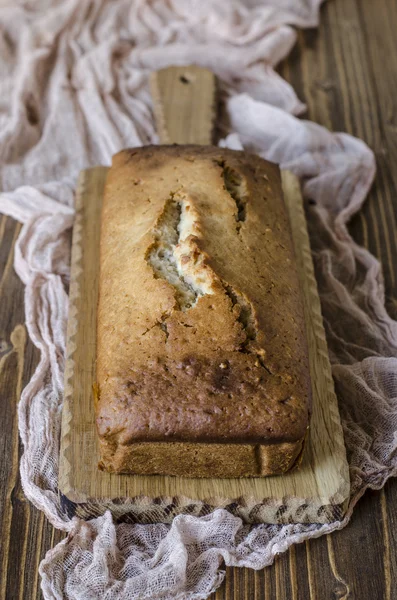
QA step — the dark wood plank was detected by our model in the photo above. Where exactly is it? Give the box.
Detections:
[329,488,388,600]
[293,1,397,598]
[0,216,66,600]
[1,0,397,598]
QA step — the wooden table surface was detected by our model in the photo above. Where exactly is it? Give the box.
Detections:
[1,0,397,598]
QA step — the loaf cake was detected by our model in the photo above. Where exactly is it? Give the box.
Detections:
[96,145,311,478]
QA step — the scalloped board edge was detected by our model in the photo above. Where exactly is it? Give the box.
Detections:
[58,167,350,525]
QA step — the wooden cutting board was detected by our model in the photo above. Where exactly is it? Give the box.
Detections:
[58,67,350,524]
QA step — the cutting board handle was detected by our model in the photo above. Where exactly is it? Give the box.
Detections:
[150,66,216,145]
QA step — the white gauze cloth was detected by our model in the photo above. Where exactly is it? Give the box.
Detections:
[0,1,397,599]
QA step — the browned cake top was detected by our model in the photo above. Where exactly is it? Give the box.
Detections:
[96,145,311,448]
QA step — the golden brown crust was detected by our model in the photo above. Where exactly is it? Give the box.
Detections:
[98,440,305,478]
[96,145,311,477]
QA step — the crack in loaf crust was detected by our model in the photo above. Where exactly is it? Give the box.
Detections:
[96,145,311,477]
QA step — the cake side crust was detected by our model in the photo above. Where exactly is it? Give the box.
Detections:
[98,438,306,478]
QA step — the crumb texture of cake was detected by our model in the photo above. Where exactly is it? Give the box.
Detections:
[96,145,311,477]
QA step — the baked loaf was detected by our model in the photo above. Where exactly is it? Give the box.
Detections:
[96,145,311,477]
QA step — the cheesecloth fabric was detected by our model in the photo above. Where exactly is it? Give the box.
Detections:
[0,1,396,598]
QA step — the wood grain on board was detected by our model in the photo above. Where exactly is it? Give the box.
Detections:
[1,0,397,597]
[150,65,216,145]
[58,167,349,524]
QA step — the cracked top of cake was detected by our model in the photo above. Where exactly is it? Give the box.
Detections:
[96,145,311,448]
